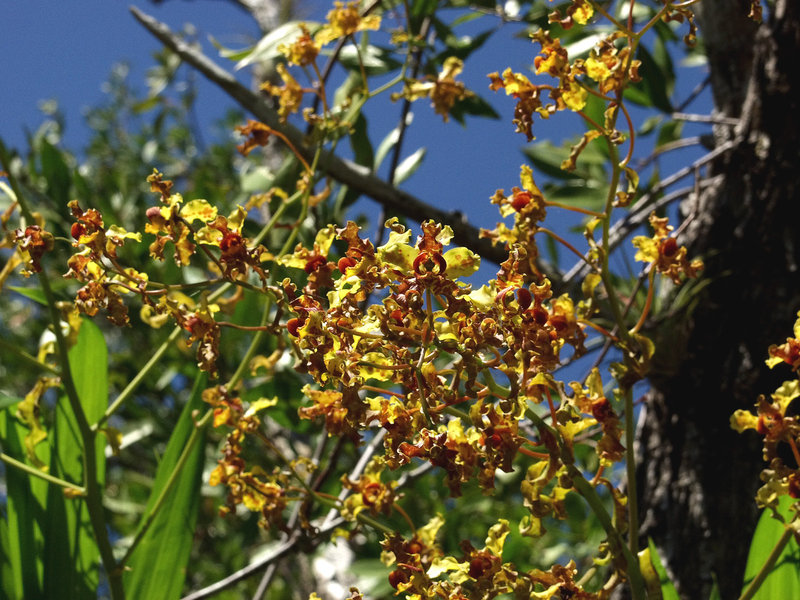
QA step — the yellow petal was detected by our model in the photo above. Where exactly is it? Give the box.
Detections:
[181,199,218,223]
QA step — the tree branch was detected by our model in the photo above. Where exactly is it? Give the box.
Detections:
[129,6,507,265]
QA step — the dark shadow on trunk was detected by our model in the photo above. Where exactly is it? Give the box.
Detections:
[635,1,800,598]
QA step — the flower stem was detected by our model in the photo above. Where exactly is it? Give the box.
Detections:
[0,452,86,495]
[739,527,793,600]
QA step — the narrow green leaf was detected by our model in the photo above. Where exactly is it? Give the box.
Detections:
[545,181,607,211]
[647,538,680,600]
[626,43,674,113]
[656,120,684,149]
[123,372,208,600]
[448,94,500,125]
[742,494,800,598]
[524,140,606,182]
[8,285,48,306]
[374,124,402,170]
[411,0,438,20]
[209,34,255,62]
[42,319,108,599]
[434,29,493,62]
[0,412,46,599]
[708,579,721,600]
[350,113,375,169]
[393,147,426,185]
[0,508,15,600]
[40,140,72,206]
[0,394,22,411]
[562,28,615,60]
[132,96,162,114]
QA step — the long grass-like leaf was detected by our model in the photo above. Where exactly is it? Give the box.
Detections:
[42,319,108,598]
[0,412,46,598]
[123,372,208,599]
[742,494,800,599]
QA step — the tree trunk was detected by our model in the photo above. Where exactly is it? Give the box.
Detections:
[636,1,800,598]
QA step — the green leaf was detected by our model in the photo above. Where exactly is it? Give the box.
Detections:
[524,139,607,182]
[132,95,162,114]
[0,509,15,600]
[0,394,22,411]
[350,113,375,169]
[708,579,721,600]
[411,0,438,20]
[339,44,402,75]
[40,140,71,206]
[392,147,426,185]
[71,319,108,429]
[545,181,607,211]
[626,43,674,113]
[8,285,48,306]
[647,538,679,600]
[374,122,404,170]
[656,120,684,149]
[448,94,500,125]
[742,494,800,598]
[562,28,615,60]
[123,372,208,600]
[638,115,663,136]
[0,411,47,599]
[434,29,493,62]
[41,319,108,599]
[209,34,256,62]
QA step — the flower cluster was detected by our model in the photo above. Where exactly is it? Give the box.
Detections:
[382,517,597,599]
[315,1,381,46]
[732,312,800,508]
[206,388,291,528]
[280,216,596,513]
[482,165,548,277]
[766,311,800,371]
[65,200,144,326]
[392,57,473,122]
[261,1,380,123]
[632,212,703,284]
[11,224,54,276]
[488,29,588,141]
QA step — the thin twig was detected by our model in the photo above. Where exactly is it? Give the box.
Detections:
[563,141,733,284]
[251,432,335,599]
[671,112,740,126]
[180,427,440,600]
[675,75,710,112]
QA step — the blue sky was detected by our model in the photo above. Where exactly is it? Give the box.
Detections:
[2,1,718,429]
[3,0,713,283]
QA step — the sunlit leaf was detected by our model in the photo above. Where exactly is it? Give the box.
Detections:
[742,494,800,599]
[124,372,208,600]
[392,147,426,185]
[0,411,47,598]
[338,44,402,75]
[8,285,48,306]
[42,318,108,599]
[647,538,679,600]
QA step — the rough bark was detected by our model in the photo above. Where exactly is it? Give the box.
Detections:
[636,1,800,598]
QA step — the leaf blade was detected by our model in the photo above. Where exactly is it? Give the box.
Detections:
[42,318,108,599]
[123,372,208,600]
[742,494,800,598]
